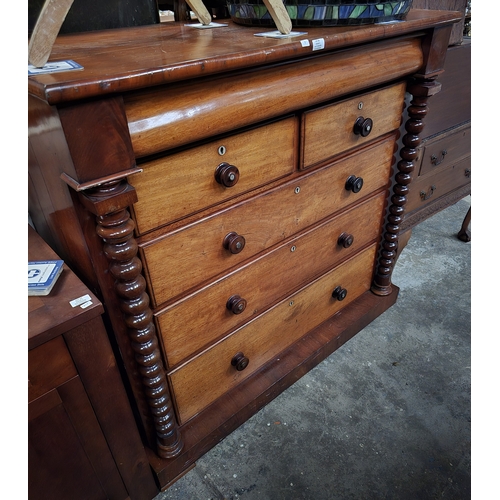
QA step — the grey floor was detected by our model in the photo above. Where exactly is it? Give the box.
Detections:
[154,197,471,500]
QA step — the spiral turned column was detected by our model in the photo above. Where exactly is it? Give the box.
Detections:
[371,78,441,296]
[91,180,183,459]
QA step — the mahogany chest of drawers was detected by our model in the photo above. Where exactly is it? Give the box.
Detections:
[28,10,461,493]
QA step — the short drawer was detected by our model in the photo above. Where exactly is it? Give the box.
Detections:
[141,136,394,307]
[28,337,77,403]
[406,156,471,214]
[300,82,405,169]
[417,124,471,177]
[157,192,385,368]
[129,117,298,235]
[168,243,377,424]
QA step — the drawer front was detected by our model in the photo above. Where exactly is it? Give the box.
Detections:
[28,337,77,402]
[406,156,471,213]
[130,117,298,235]
[417,125,471,177]
[157,192,385,368]
[142,136,394,307]
[301,82,405,169]
[168,244,377,424]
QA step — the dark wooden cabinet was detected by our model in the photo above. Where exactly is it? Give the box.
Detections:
[28,11,462,494]
[400,38,471,236]
[28,226,158,500]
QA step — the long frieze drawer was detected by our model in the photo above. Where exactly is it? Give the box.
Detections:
[141,136,394,307]
[406,156,471,213]
[417,124,471,177]
[168,244,377,424]
[300,82,406,169]
[124,38,422,157]
[129,117,298,235]
[157,192,385,368]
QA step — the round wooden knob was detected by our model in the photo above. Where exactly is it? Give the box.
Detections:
[345,175,364,193]
[338,232,354,248]
[231,352,249,371]
[332,286,348,301]
[223,232,246,254]
[353,116,373,137]
[226,294,247,314]
[215,162,239,187]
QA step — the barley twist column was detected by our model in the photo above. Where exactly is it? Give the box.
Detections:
[92,180,183,459]
[371,78,441,296]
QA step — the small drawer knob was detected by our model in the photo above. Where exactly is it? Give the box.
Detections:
[215,162,240,187]
[231,352,249,371]
[223,232,246,254]
[353,116,373,137]
[332,286,348,301]
[338,232,354,248]
[226,294,247,314]
[345,175,364,193]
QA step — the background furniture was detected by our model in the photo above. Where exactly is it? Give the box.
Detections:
[28,225,158,500]
[28,10,461,493]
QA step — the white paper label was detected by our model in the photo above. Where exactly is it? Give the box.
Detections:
[70,294,92,307]
[312,38,325,51]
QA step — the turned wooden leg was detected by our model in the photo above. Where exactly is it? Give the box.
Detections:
[457,206,471,242]
[372,78,441,296]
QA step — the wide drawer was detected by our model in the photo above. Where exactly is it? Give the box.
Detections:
[417,124,471,177]
[300,82,405,169]
[141,136,394,307]
[129,117,298,235]
[28,337,77,403]
[157,192,385,368]
[168,244,377,424]
[406,156,471,213]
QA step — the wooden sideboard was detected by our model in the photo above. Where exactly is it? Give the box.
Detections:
[28,225,158,500]
[28,10,462,493]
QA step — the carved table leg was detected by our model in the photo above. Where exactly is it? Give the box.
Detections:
[372,78,442,296]
[457,206,471,242]
[81,180,183,459]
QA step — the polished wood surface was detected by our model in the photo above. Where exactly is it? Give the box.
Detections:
[417,123,470,177]
[27,10,461,105]
[141,137,394,307]
[301,82,406,169]
[157,192,385,368]
[28,225,103,350]
[170,244,377,424]
[28,10,460,491]
[130,117,297,234]
[411,0,467,45]
[124,38,421,157]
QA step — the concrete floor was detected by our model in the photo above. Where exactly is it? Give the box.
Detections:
[155,197,471,500]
